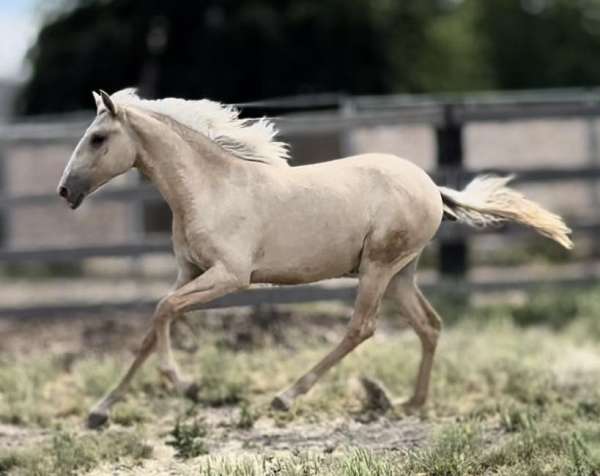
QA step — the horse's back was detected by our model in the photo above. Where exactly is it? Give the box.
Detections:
[294,153,438,196]
[291,153,443,235]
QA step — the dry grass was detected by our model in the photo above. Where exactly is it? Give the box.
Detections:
[1,287,600,474]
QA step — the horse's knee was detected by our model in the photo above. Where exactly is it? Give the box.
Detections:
[418,324,440,352]
[347,318,376,345]
[154,295,177,323]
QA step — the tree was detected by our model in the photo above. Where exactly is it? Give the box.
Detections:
[18,0,449,114]
[476,0,600,89]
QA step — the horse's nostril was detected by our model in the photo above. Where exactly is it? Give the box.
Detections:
[59,186,69,199]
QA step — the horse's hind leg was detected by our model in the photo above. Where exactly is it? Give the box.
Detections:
[271,255,418,412]
[270,262,390,410]
[385,257,442,407]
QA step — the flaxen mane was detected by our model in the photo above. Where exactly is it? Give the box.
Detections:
[111,88,290,167]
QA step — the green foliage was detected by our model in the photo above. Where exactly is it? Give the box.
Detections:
[476,0,600,90]
[166,418,209,459]
[18,0,450,114]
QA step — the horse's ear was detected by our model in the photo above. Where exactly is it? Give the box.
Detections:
[92,91,103,113]
[99,90,118,116]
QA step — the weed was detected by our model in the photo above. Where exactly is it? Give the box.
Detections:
[166,418,209,459]
[235,401,256,430]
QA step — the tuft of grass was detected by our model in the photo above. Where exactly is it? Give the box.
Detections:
[341,449,397,476]
[0,450,20,475]
[194,451,400,476]
[498,404,537,433]
[0,356,63,426]
[49,431,98,476]
[197,347,249,406]
[111,399,151,426]
[404,423,482,476]
[235,401,257,430]
[568,432,595,476]
[511,291,580,329]
[166,418,209,459]
[0,430,152,476]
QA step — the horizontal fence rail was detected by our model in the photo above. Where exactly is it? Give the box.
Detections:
[1,274,598,319]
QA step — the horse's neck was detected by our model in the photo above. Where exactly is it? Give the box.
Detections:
[128,109,232,218]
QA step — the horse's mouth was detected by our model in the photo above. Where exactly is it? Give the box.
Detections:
[69,193,85,210]
[67,193,85,210]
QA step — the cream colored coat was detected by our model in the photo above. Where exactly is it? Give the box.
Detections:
[58,90,572,428]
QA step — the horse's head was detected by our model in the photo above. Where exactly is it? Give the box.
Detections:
[58,91,137,209]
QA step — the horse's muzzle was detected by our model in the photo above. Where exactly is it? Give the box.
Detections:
[57,174,89,210]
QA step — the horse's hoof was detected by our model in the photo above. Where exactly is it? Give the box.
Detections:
[87,412,109,430]
[270,394,292,412]
[400,397,425,412]
[183,382,200,402]
[360,376,393,412]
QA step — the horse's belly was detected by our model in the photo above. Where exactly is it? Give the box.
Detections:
[250,222,365,285]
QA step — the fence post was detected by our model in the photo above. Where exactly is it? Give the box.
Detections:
[436,103,467,277]
[339,95,355,157]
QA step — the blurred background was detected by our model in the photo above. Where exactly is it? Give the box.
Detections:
[0,0,598,317]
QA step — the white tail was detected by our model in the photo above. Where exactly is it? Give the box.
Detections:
[439,175,573,249]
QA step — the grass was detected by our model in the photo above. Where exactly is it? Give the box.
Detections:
[0,430,152,476]
[2,287,600,474]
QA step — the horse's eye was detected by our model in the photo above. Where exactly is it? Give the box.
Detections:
[90,133,106,147]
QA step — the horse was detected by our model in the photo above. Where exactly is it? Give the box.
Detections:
[57,89,572,428]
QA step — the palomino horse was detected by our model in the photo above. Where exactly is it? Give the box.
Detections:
[58,90,572,428]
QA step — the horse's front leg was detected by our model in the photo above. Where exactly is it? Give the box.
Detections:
[87,263,248,429]
[154,263,198,400]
